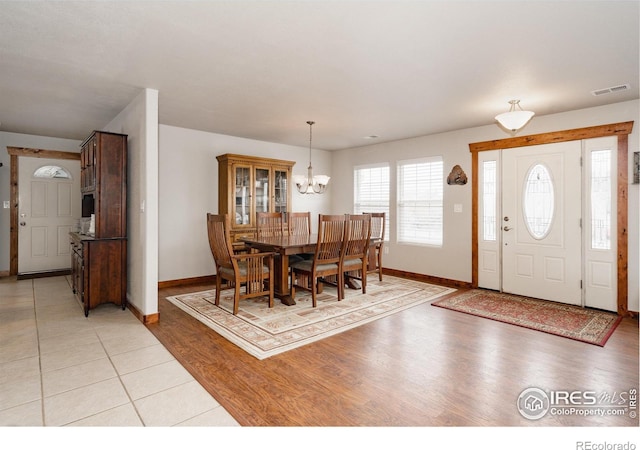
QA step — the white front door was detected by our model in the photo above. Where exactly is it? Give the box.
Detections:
[18,157,81,274]
[501,141,582,305]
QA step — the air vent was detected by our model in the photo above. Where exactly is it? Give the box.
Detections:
[591,84,630,96]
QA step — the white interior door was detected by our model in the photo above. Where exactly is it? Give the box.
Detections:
[501,142,582,305]
[18,157,81,274]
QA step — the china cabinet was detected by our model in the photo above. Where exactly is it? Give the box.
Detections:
[217,154,295,245]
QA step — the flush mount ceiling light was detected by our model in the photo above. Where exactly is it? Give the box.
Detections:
[293,121,330,194]
[495,99,535,133]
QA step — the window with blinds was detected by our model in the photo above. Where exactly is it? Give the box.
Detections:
[353,163,389,241]
[397,157,443,246]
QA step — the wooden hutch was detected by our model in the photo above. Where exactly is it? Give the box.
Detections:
[217,153,295,245]
[70,131,127,317]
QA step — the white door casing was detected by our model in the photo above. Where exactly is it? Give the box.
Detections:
[18,157,81,274]
[478,138,619,312]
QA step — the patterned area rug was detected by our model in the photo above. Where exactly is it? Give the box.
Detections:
[432,289,622,346]
[166,275,456,359]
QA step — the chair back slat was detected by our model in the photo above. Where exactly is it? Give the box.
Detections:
[207,213,234,267]
[363,212,385,241]
[362,212,385,281]
[344,214,371,259]
[315,214,346,263]
[207,212,274,314]
[288,211,311,236]
[256,212,285,238]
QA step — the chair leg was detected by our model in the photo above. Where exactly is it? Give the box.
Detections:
[268,275,274,308]
[311,276,317,307]
[215,276,222,306]
[362,263,367,294]
[233,288,240,315]
[377,248,383,281]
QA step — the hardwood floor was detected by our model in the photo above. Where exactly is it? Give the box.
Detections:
[147,280,639,427]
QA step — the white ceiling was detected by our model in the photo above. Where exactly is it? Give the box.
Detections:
[0,1,638,151]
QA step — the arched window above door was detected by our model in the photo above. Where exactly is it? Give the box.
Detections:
[33,165,72,179]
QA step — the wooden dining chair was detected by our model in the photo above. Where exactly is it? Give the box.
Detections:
[340,214,372,295]
[363,212,385,281]
[287,211,314,262]
[290,214,347,307]
[256,212,285,238]
[287,211,312,236]
[207,213,274,315]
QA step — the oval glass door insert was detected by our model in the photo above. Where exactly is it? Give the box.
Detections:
[523,163,554,239]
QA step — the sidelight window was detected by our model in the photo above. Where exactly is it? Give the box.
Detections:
[590,149,611,250]
[482,160,497,241]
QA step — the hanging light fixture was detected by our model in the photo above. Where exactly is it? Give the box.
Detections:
[294,121,330,194]
[495,100,535,133]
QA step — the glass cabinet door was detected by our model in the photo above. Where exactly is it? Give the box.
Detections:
[254,166,270,215]
[273,168,289,213]
[234,165,251,225]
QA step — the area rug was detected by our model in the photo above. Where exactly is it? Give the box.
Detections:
[431,289,622,346]
[166,276,456,359]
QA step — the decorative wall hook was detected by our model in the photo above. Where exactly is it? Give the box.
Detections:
[447,165,467,185]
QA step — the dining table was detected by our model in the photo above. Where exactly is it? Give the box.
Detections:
[242,233,375,306]
[241,233,319,306]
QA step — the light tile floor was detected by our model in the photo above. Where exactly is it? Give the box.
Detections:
[0,275,239,427]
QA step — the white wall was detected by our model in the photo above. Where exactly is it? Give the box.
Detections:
[331,100,639,312]
[0,132,81,272]
[3,99,637,315]
[104,88,159,316]
[158,124,332,282]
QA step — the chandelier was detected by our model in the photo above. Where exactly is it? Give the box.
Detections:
[495,100,535,133]
[294,121,330,194]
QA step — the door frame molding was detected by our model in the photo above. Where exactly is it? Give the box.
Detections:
[469,121,634,316]
[6,147,80,276]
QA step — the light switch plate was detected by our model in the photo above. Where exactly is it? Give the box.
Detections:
[3,201,9,209]
[454,203,463,213]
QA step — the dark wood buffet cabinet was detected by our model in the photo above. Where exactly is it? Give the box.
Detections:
[69,131,127,316]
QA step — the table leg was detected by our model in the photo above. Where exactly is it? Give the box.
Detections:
[273,254,296,306]
[345,270,362,289]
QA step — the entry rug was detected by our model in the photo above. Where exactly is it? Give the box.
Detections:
[432,289,622,346]
[167,276,456,359]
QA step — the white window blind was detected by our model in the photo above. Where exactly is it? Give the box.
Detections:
[397,157,443,246]
[354,164,389,241]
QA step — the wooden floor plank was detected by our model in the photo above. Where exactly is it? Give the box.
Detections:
[147,281,639,427]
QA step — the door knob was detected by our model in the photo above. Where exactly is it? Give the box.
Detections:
[503,226,512,231]
[20,221,26,226]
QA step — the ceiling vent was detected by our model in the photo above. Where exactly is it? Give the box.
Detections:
[591,84,630,96]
